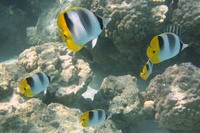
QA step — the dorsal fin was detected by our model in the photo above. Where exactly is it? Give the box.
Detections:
[163,25,182,35]
[93,12,103,29]
[93,12,111,29]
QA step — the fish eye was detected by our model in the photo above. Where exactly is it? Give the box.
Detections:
[153,50,155,54]
[24,88,26,91]
[142,72,145,75]
[64,34,67,38]
[82,119,85,121]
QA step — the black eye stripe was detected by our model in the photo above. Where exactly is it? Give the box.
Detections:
[26,77,34,88]
[64,12,73,32]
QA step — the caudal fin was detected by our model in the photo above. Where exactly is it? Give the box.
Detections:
[180,41,190,51]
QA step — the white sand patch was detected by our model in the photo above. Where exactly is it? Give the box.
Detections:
[82,86,98,101]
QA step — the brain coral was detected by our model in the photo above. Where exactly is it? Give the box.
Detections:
[145,62,200,130]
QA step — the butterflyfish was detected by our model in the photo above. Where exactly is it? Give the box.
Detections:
[140,60,153,80]
[79,109,109,127]
[19,72,50,97]
[147,32,189,64]
[57,7,111,52]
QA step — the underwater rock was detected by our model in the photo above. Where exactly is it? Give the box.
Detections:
[0,61,26,101]
[25,0,171,75]
[172,0,200,42]
[80,0,168,58]
[141,99,156,120]
[25,0,200,78]
[143,100,154,111]
[145,62,200,130]
[143,100,155,116]
[0,96,121,132]
[78,0,200,76]
[92,75,143,132]
[18,42,92,106]
[172,0,200,64]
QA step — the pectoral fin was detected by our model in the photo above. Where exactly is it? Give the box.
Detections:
[92,37,98,48]
[44,89,47,96]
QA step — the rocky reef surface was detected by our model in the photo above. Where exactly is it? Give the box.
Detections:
[79,0,200,75]
[143,62,200,131]
[0,42,92,106]
[1,46,200,132]
[0,0,200,132]
[1,0,199,76]
[0,61,26,101]
[18,42,93,106]
[0,57,145,132]
[92,75,144,132]
[0,95,121,133]
[0,43,121,132]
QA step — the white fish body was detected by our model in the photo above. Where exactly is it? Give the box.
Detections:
[30,72,50,95]
[66,8,111,46]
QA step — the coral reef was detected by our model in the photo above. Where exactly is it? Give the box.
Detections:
[172,0,200,66]
[144,62,200,130]
[26,0,182,76]
[79,0,200,76]
[1,0,200,132]
[0,61,26,101]
[2,0,199,76]
[172,0,200,43]
[80,0,169,57]
[17,42,92,106]
[0,95,121,132]
[0,42,125,132]
[91,75,144,132]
